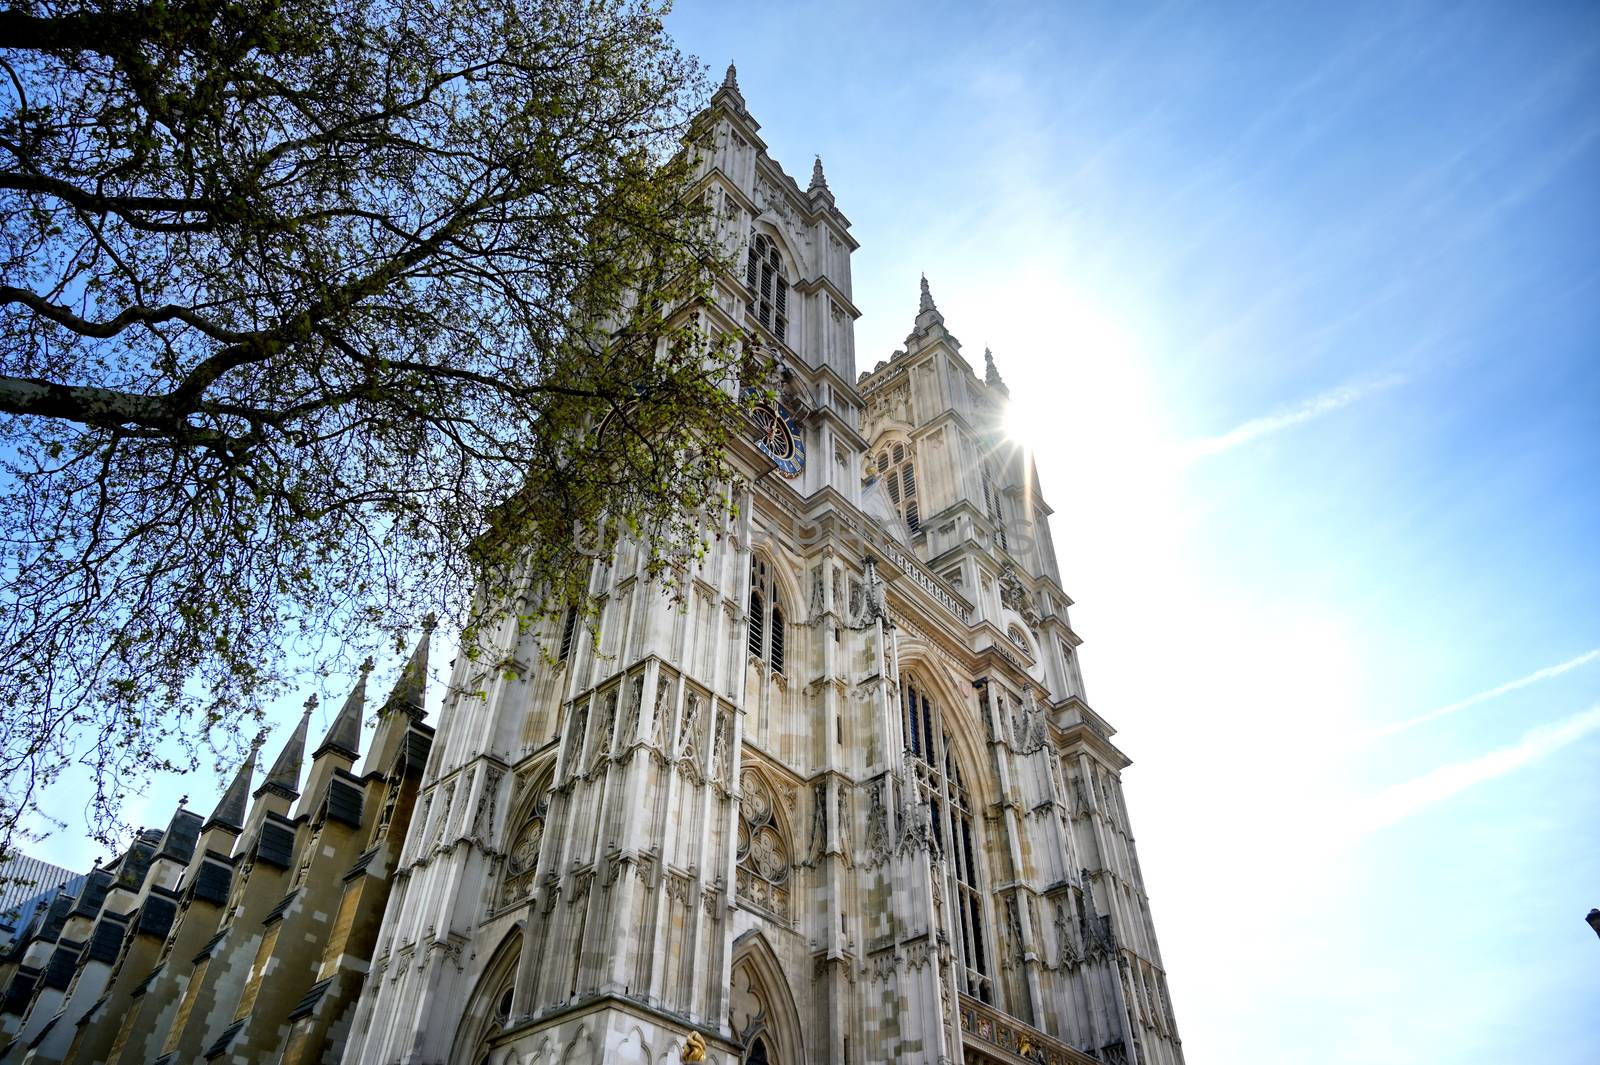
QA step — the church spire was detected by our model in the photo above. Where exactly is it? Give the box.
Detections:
[256,697,314,799]
[809,155,828,193]
[314,657,372,761]
[911,273,947,337]
[722,61,738,91]
[381,615,437,718]
[204,745,258,832]
[984,346,1009,394]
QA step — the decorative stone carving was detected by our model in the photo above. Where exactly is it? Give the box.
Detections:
[677,692,705,784]
[563,701,588,779]
[805,781,826,866]
[736,770,791,921]
[618,675,644,756]
[587,689,618,778]
[999,563,1040,625]
[865,779,892,866]
[649,676,670,750]
[500,812,544,906]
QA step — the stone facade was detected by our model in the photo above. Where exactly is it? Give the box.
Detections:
[0,66,1183,1065]
[0,632,436,1065]
[341,69,1184,1065]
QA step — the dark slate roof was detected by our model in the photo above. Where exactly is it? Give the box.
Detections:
[137,894,178,939]
[401,725,434,774]
[158,809,204,863]
[85,916,127,964]
[70,869,113,918]
[204,1018,245,1060]
[262,889,299,926]
[116,837,158,889]
[255,817,296,869]
[327,774,364,828]
[343,848,380,882]
[42,940,83,989]
[72,994,108,1027]
[130,960,166,997]
[287,976,334,1021]
[39,892,75,941]
[190,859,233,907]
[192,927,230,964]
[25,1011,60,1048]
[3,966,40,1014]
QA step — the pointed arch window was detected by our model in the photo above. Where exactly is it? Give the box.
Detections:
[499,772,551,907]
[747,231,789,343]
[875,438,921,534]
[557,604,578,664]
[902,675,992,1002]
[748,556,786,674]
[735,769,792,921]
[982,463,1007,551]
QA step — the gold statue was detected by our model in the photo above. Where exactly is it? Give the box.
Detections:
[681,1031,707,1063]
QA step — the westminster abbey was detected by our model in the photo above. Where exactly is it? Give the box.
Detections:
[0,67,1183,1065]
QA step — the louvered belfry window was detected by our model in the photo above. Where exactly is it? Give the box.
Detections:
[748,556,786,674]
[747,231,789,343]
[876,440,921,534]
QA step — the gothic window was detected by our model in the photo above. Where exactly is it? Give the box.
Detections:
[746,231,788,342]
[902,674,993,1002]
[450,933,522,1065]
[982,463,1007,551]
[875,438,921,533]
[735,770,792,921]
[748,556,786,674]
[499,774,550,907]
[745,1036,771,1064]
[557,604,578,664]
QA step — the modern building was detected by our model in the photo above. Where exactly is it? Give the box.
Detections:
[0,859,82,952]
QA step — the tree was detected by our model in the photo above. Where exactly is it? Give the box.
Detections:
[0,0,753,854]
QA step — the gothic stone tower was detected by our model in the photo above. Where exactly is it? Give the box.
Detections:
[341,68,1184,1065]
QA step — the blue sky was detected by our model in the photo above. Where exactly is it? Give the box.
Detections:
[27,2,1598,1062]
[661,1,1599,1062]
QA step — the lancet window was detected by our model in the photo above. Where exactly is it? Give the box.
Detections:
[982,462,1007,551]
[746,231,789,342]
[557,604,578,664]
[875,439,920,534]
[903,674,993,1002]
[747,555,786,674]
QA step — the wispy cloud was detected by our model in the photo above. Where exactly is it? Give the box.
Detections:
[1369,647,1600,740]
[1357,703,1600,833]
[1183,373,1405,461]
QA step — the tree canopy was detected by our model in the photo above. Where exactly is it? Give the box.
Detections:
[0,0,751,853]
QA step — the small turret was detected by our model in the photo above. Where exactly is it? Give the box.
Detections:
[380,616,436,719]
[203,747,257,834]
[299,660,373,817]
[366,619,437,778]
[255,698,314,802]
[314,658,372,762]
